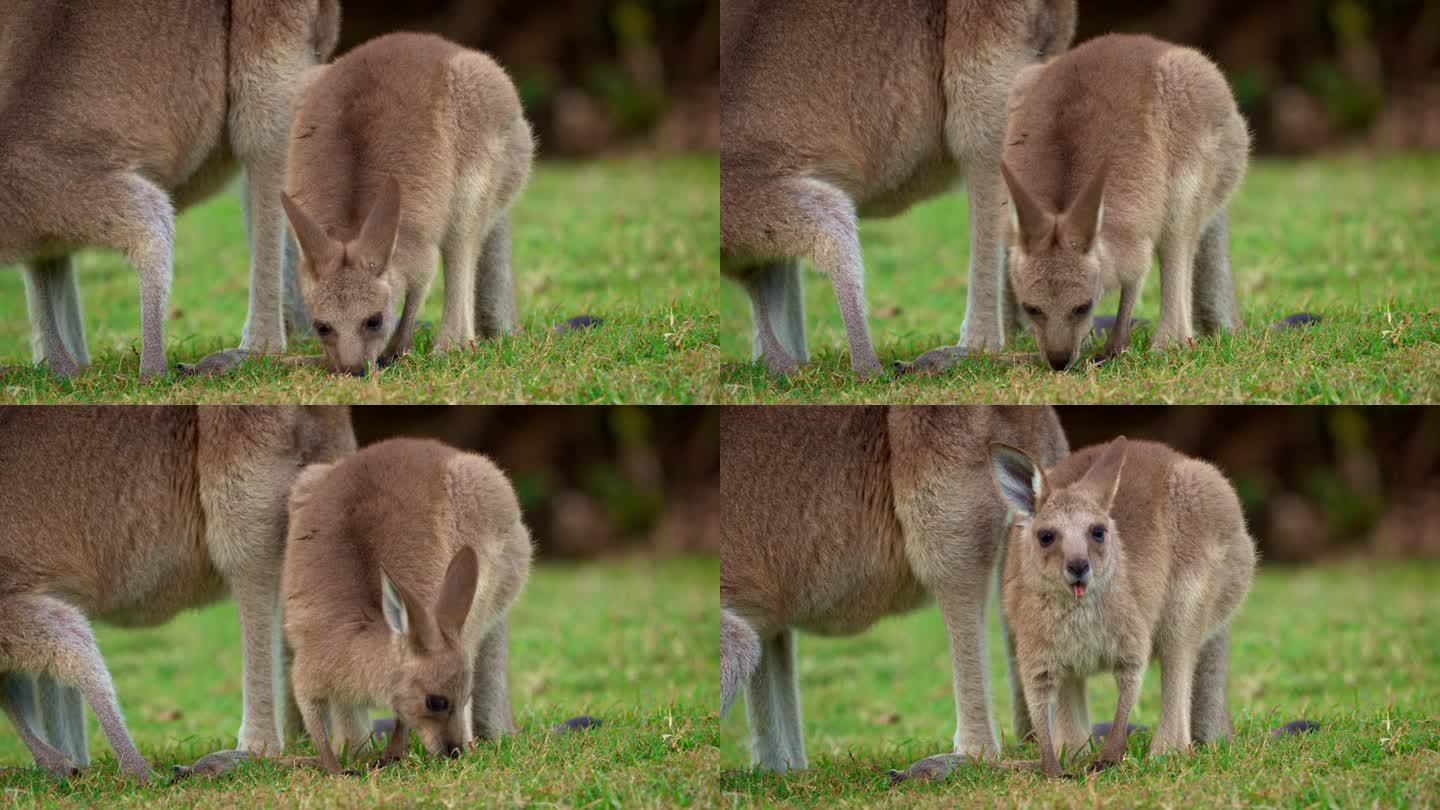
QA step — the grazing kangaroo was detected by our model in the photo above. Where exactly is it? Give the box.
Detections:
[1000,34,1251,370]
[721,406,1070,772]
[721,0,1077,377]
[0,407,356,781]
[283,438,532,772]
[280,32,533,376]
[0,0,339,379]
[989,436,1256,777]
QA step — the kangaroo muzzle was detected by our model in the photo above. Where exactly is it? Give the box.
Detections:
[1065,557,1091,597]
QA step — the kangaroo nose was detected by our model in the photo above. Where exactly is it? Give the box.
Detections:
[1066,559,1091,580]
[345,364,369,378]
[445,743,464,758]
[1046,351,1072,371]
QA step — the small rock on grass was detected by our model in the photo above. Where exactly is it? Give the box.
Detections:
[1272,313,1322,330]
[1091,315,1149,337]
[1091,721,1147,740]
[1273,719,1320,736]
[552,715,602,734]
[554,314,603,333]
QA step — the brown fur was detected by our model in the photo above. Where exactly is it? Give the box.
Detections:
[1000,34,1251,370]
[721,405,1069,771]
[0,406,356,781]
[283,438,532,772]
[991,437,1256,777]
[281,32,534,376]
[721,0,1077,376]
[0,0,340,379]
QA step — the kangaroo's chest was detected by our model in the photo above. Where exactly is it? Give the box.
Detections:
[1048,600,1129,677]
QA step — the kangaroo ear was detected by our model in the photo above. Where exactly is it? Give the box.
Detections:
[281,192,340,271]
[354,176,401,276]
[1081,436,1127,512]
[434,546,479,638]
[1060,161,1106,254]
[990,443,1047,517]
[380,568,411,638]
[1001,161,1056,252]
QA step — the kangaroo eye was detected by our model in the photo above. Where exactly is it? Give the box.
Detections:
[1037,529,1056,547]
[313,321,333,338]
[425,695,449,713]
[1073,302,1093,317]
[1023,305,1044,319]
[363,313,384,332]
[1091,525,1106,542]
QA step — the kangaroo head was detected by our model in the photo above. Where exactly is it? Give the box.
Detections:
[282,177,403,376]
[990,437,1127,601]
[1001,161,1108,371]
[379,546,480,757]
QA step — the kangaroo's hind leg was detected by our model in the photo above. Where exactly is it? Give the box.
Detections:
[1193,210,1240,335]
[746,628,806,772]
[23,256,90,374]
[37,674,88,767]
[475,214,519,338]
[723,174,879,376]
[469,616,516,740]
[0,673,78,778]
[748,259,808,366]
[0,594,152,781]
[1190,624,1233,745]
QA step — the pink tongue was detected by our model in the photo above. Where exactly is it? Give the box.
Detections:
[1073,583,1086,598]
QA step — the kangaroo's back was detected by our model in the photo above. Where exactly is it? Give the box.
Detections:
[1005,33,1247,234]
[284,437,528,644]
[287,32,530,243]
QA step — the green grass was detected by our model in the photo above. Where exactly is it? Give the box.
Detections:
[720,155,1440,403]
[720,562,1440,807]
[0,555,719,808]
[0,157,720,403]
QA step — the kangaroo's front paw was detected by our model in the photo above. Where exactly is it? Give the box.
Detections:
[852,352,883,380]
[1150,330,1194,353]
[34,751,79,780]
[762,348,799,376]
[957,325,1005,355]
[1085,753,1124,774]
[433,334,470,355]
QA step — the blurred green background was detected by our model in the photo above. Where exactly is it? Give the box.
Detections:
[1069,0,1437,154]
[351,406,718,557]
[339,0,719,156]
